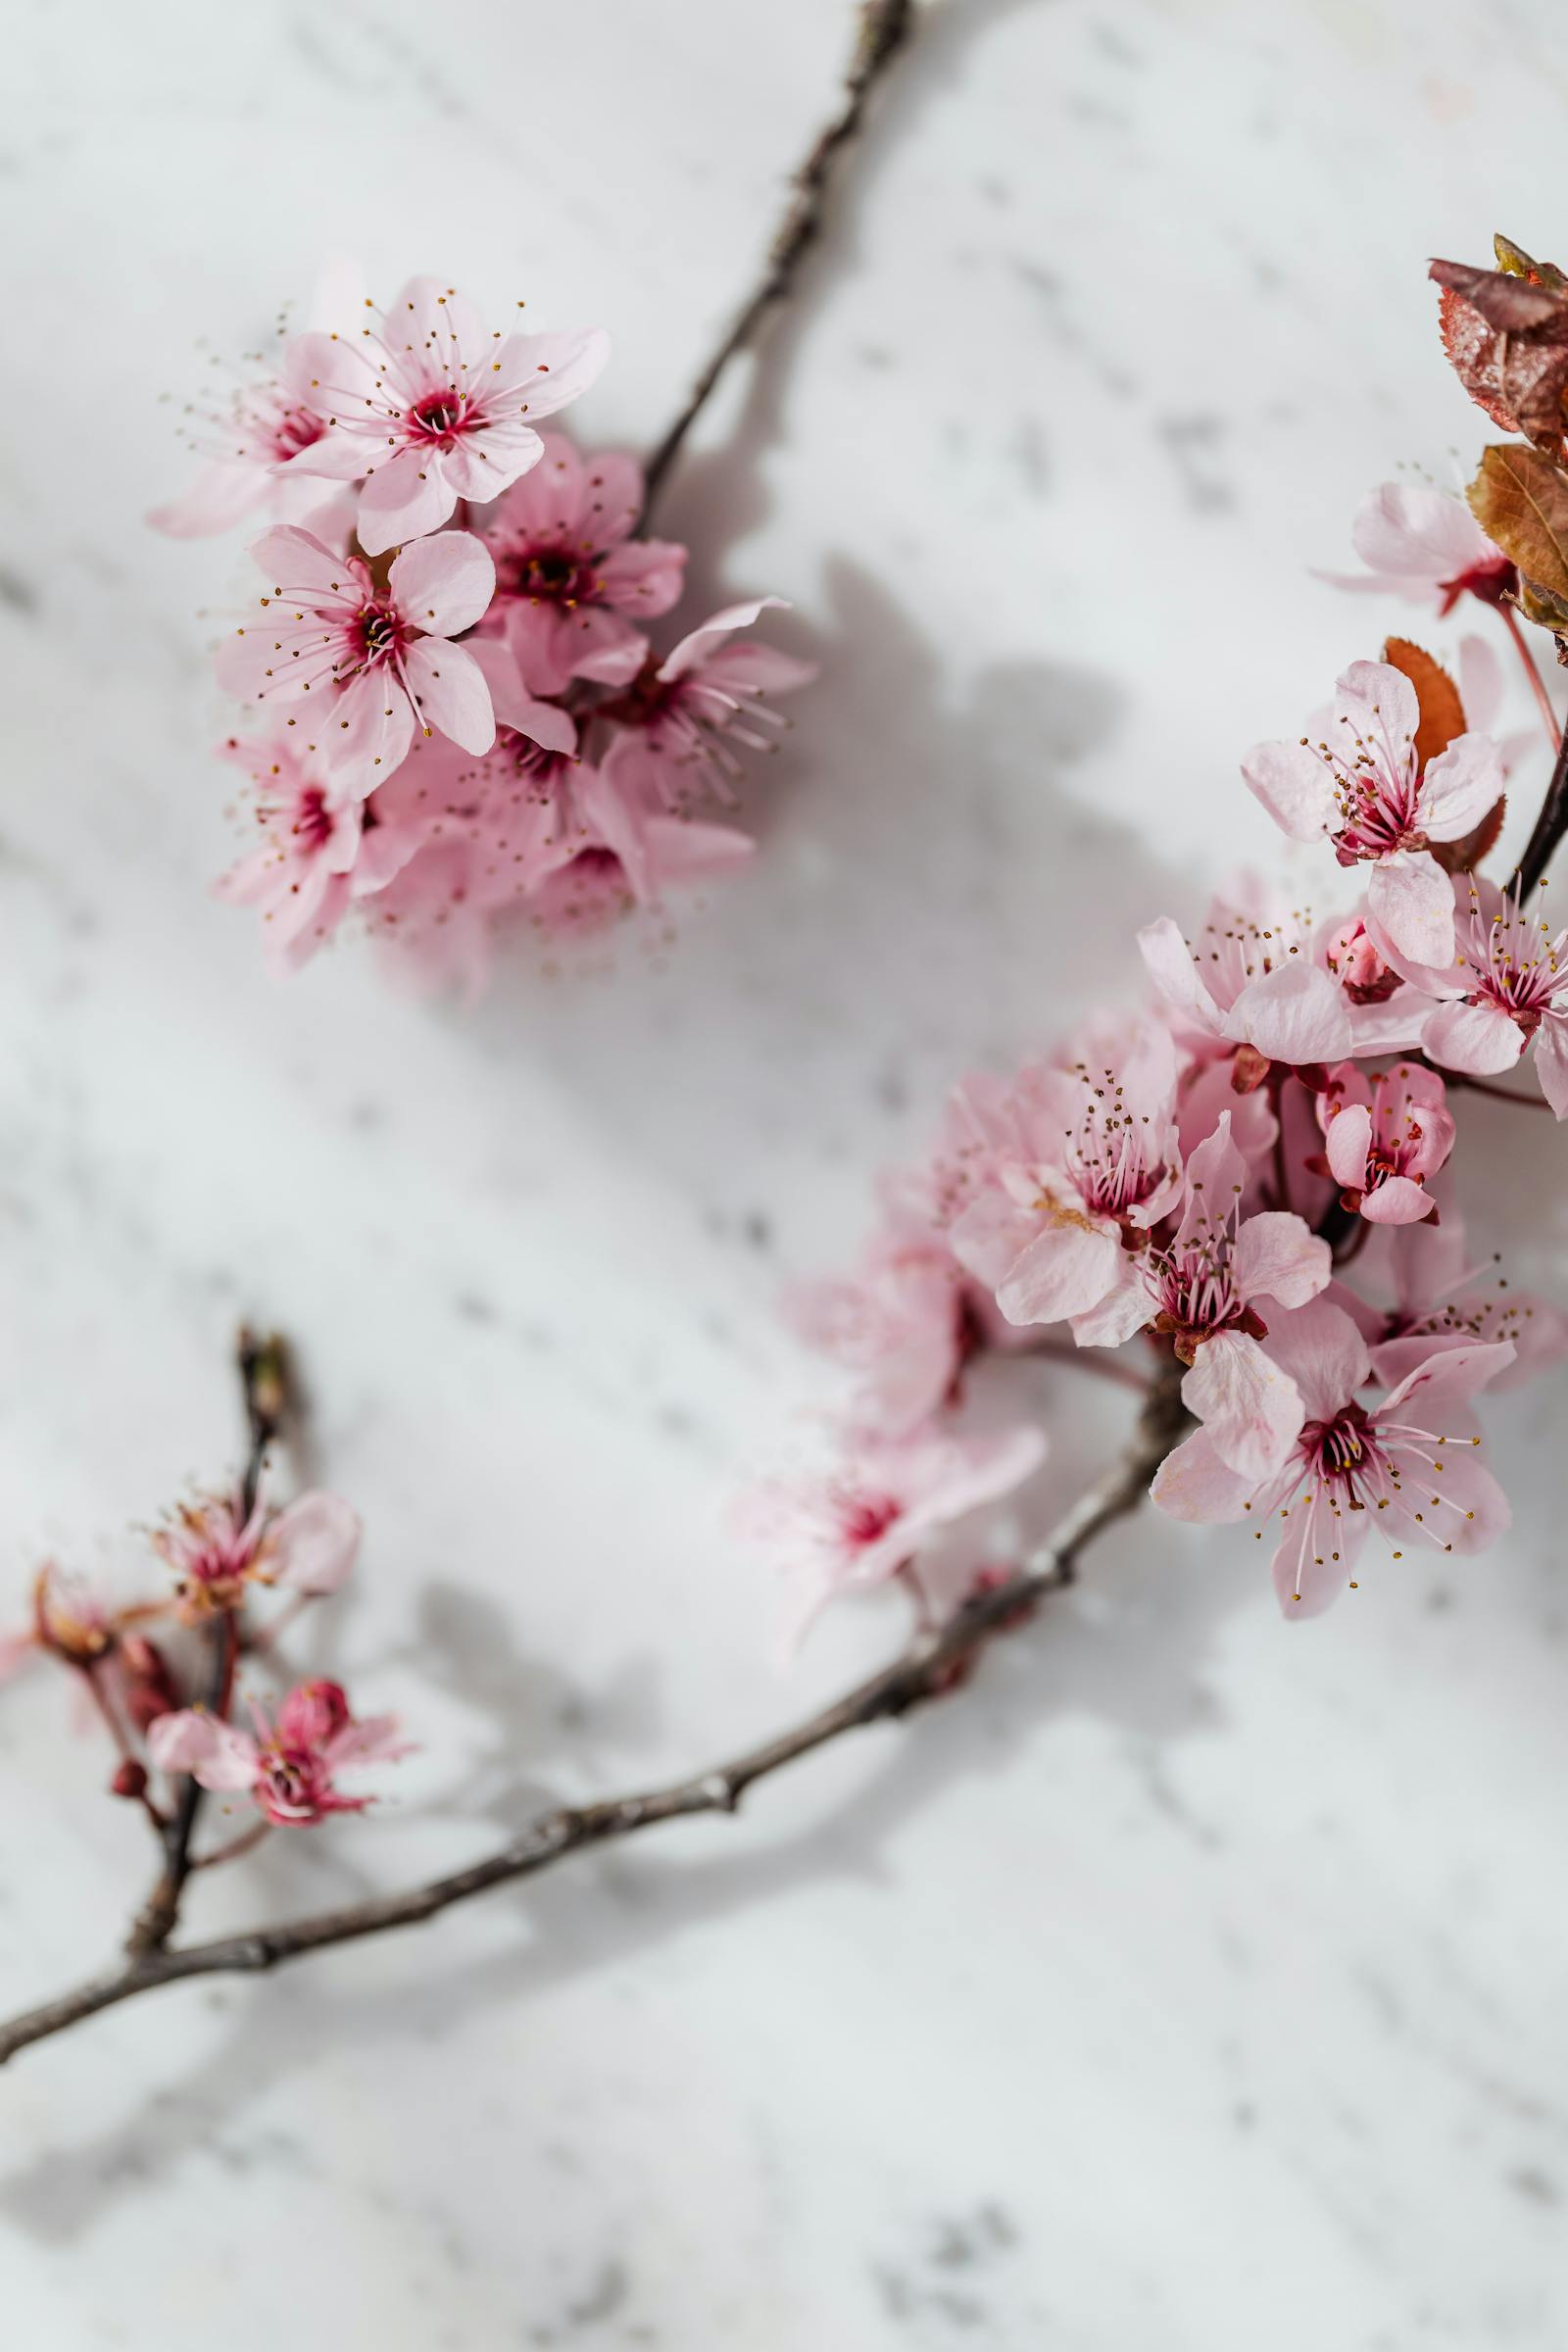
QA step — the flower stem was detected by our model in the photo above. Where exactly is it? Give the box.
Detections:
[1499,601,1559,749]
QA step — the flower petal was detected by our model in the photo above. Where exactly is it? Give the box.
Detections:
[389,530,496,638]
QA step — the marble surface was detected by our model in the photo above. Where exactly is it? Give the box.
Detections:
[4,0,1568,2343]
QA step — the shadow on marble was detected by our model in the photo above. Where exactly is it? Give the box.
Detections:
[0,1440,1240,2245]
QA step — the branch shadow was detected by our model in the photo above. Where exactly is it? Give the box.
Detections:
[0,1456,1242,2246]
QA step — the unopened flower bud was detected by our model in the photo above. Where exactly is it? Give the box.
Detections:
[120,1636,181,1734]
[110,1758,149,1801]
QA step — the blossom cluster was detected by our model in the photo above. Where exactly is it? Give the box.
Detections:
[757,542,1568,1626]
[3,1476,406,1832]
[154,272,812,994]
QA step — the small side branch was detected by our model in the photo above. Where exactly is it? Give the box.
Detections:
[0,1376,1188,2068]
[123,1332,289,1958]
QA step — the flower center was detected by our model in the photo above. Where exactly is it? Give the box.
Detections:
[271,407,326,461]
[291,784,337,856]
[1301,1402,1383,1496]
[354,600,405,670]
[500,543,599,607]
[407,389,469,444]
[1461,898,1567,1033]
[834,1489,903,1551]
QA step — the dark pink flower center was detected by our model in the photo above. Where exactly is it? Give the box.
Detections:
[353,599,407,671]
[270,407,327,462]
[1299,1402,1385,1500]
[290,784,338,857]
[1437,551,1514,616]
[834,1489,904,1551]
[258,1745,326,1823]
[406,389,471,446]
[498,541,600,608]
[1459,896,1568,1033]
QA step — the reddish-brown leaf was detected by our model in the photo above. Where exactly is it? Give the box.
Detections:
[1432,256,1568,446]
[1466,444,1568,600]
[1381,637,1466,765]
[1432,795,1507,875]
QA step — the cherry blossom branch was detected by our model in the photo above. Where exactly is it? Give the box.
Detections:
[122,1333,290,1958]
[0,1371,1189,2069]
[638,0,916,519]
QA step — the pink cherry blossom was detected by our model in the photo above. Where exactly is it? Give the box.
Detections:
[1319,482,1513,612]
[149,1679,408,1827]
[479,431,686,696]
[1152,1298,1514,1618]
[948,1021,1184,1334]
[148,376,331,538]
[216,525,498,786]
[748,1425,1046,1642]
[0,1563,127,1681]
[789,1215,966,1439]
[215,734,430,971]
[598,599,815,811]
[1073,1115,1332,1482]
[288,278,610,556]
[1242,660,1503,964]
[1341,1211,1568,1392]
[1370,876,1568,1116]
[152,1488,360,1619]
[1317,1059,1455,1224]
[1139,884,1352,1068]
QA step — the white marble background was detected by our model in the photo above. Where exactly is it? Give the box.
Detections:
[4,0,1568,2343]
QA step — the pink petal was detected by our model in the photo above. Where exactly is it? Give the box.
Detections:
[1182,1329,1304,1481]
[1421,999,1525,1077]
[148,459,269,539]
[1358,1175,1438,1225]
[1233,1211,1333,1308]
[995,1215,1121,1327]
[1336,658,1421,744]
[401,639,496,757]
[248,524,356,601]
[356,449,461,555]
[1533,1014,1568,1116]
[1419,732,1505,840]
[147,1711,260,1791]
[270,1492,362,1595]
[466,637,576,752]
[1350,482,1499,584]
[1271,1495,1369,1620]
[1377,1337,1516,1425]
[950,1192,1050,1292]
[1366,853,1455,966]
[1241,741,1337,842]
[493,326,612,417]
[659,598,788,683]
[1150,1427,1257,1523]
[1231,960,1353,1064]
[1324,1101,1372,1191]
[1137,915,1225,1036]
[389,530,496,638]
[1261,1297,1371,1422]
[1069,1274,1155,1348]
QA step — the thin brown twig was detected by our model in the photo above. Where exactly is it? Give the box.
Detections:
[0,1374,1189,2068]
[122,1333,289,1958]
[638,0,916,521]
[1498,602,1560,750]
